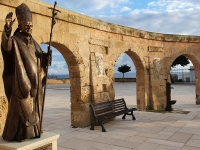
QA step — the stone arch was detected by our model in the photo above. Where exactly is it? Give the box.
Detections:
[111,47,146,110]
[125,50,146,110]
[41,41,89,127]
[47,41,84,66]
[166,52,200,104]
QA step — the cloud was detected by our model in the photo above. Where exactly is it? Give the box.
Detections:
[51,64,59,69]
[49,64,69,75]
[48,68,58,74]
[97,7,200,35]
[42,0,200,35]
[120,6,132,12]
[115,54,125,67]
[148,0,200,12]
[62,0,131,9]
[42,0,133,16]
[63,64,68,68]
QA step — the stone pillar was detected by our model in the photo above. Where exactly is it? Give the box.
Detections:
[71,104,91,127]
[69,69,92,127]
[195,70,200,104]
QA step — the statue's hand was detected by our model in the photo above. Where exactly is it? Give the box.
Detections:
[5,12,15,30]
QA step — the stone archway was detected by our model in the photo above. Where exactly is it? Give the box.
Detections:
[125,50,146,110]
[167,53,200,105]
[109,45,147,110]
[41,41,91,127]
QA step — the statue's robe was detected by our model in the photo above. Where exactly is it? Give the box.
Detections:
[1,29,46,141]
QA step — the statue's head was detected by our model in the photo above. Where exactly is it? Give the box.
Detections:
[16,3,33,36]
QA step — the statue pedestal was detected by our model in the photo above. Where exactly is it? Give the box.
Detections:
[0,132,60,150]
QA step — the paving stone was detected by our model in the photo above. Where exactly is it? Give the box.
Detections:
[58,146,73,150]
[126,135,149,143]
[146,138,184,148]
[136,132,171,140]
[58,138,94,150]
[180,145,200,150]
[110,146,132,150]
[90,136,117,144]
[155,145,180,150]
[163,126,182,133]
[167,132,193,143]
[191,134,200,140]
[186,139,200,148]
[111,139,139,149]
[133,142,160,150]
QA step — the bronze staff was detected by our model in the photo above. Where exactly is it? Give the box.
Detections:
[39,1,61,137]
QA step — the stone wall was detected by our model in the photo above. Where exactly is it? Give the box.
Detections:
[47,79,70,84]
[47,78,136,84]
[0,0,200,133]
[0,96,7,135]
[115,78,136,82]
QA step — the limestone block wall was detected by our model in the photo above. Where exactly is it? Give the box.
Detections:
[0,0,200,134]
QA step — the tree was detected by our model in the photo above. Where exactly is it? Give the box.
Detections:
[118,64,131,78]
[171,55,190,67]
[170,55,190,83]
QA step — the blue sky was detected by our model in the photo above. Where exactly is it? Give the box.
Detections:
[41,0,199,75]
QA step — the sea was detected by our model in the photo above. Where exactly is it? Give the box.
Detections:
[48,73,136,79]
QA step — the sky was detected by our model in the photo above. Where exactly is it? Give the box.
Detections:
[41,0,199,75]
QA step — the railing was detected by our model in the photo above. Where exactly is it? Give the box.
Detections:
[170,68,195,82]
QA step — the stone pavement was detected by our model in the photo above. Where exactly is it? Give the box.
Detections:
[43,82,200,150]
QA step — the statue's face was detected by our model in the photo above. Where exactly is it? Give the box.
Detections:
[20,21,33,36]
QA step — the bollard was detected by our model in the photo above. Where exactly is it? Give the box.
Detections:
[165,82,176,111]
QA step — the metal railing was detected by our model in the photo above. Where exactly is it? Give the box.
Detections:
[170,68,195,82]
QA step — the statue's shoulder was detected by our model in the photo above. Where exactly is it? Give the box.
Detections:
[32,38,42,52]
[11,32,22,42]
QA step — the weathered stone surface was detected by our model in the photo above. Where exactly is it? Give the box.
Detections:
[0,96,7,135]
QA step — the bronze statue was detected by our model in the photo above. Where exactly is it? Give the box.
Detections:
[1,3,49,141]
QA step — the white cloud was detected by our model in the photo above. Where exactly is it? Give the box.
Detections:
[97,7,200,35]
[120,6,132,12]
[148,0,200,12]
[63,64,68,68]
[48,68,58,74]
[115,54,125,67]
[43,0,133,16]
[48,65,69,75]
[43,0,200,35]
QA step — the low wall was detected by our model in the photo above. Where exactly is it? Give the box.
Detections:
[47,78,70,84]
[115,78,136,82]
[47,78,136,84]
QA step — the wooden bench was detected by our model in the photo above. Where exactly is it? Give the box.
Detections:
[90,98,137,132]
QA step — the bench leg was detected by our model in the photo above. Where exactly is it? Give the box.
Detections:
[122,113,127,119]
[99,120,106,132]
[131,111,136,120]
[90,123,95,130]
[90,119,96,130]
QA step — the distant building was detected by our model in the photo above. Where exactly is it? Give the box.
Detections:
[189,66,195,82]
[171,66,195,82]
